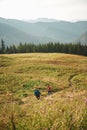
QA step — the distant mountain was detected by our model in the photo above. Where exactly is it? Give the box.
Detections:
[24,18,59,23]
[0,17,87,45]
[0,22,40,45]
[0,18,55,45]
[77,31,87,45]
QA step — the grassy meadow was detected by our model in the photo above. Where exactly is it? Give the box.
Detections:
[0,53,87,130]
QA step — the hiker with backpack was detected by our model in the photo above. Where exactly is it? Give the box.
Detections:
[34,89,41,100]
[47,84,52,95]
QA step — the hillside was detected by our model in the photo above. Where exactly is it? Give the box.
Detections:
[0,23,41,45]
[0,17,87,45]
[0,53,87,130]
[77,31,87,45]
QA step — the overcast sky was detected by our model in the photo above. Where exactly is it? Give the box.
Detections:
[0,0,87,21]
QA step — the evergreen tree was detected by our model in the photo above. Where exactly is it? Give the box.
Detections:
[0,39,5,53]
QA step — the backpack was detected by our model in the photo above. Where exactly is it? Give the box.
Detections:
[48,86,51,91]
[34,90,40,96]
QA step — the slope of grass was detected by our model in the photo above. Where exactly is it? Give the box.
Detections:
[0,53,87,130]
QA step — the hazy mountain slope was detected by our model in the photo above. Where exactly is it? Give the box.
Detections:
[0,20,55,45]
[77,31,87,45]
[25,18,59,23]
[0,23,41,45]
[0,17,87,44]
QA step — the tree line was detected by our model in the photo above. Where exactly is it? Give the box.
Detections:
[0,39,87,56]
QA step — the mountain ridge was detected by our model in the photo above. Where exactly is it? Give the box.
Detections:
[0,17,87,45]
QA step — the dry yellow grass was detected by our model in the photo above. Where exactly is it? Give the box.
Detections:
[0,53,87,130]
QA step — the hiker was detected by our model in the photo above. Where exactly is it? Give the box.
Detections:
[34,89,41,100]
[47,84,52,95]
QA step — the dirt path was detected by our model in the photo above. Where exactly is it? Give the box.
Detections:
[68,74,78,87]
